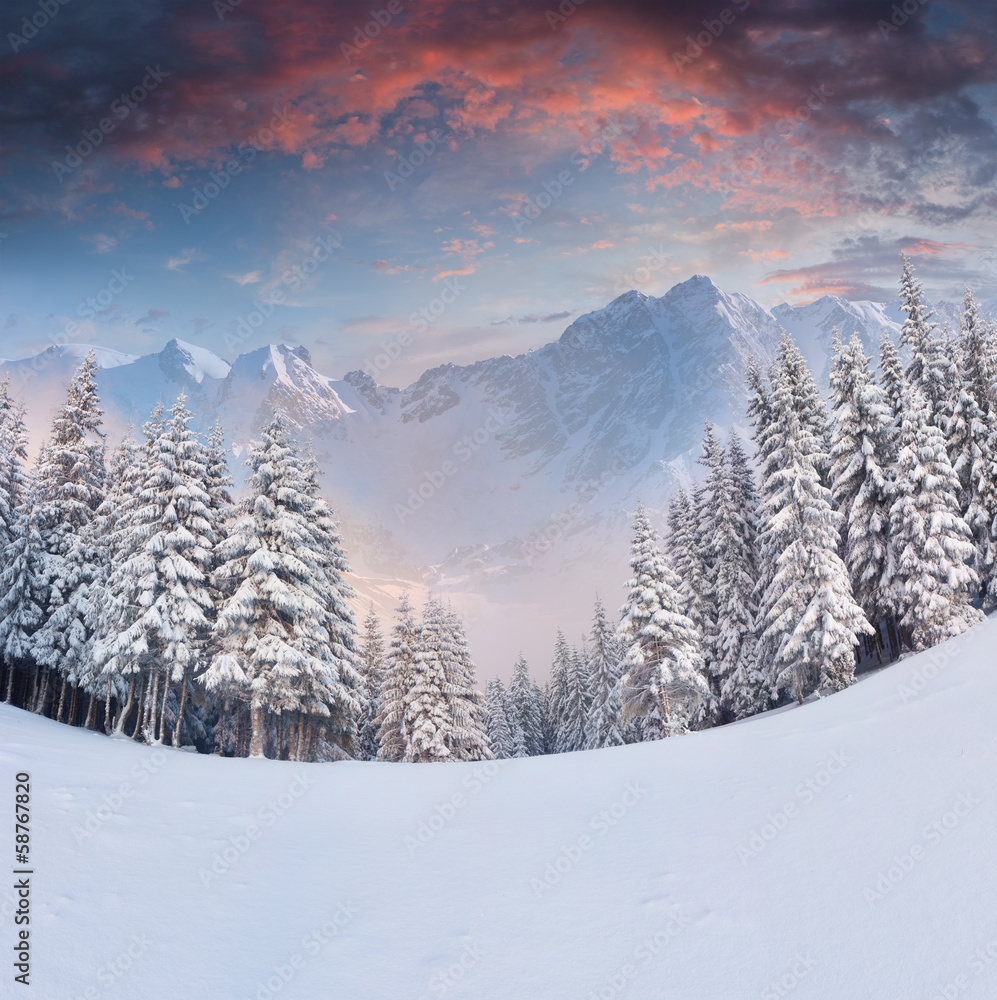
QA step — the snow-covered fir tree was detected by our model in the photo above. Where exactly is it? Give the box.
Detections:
[879,333,905,426]
[375,594,419,762]
[558,644,590,753]
[617,502,708,739]
[897,254,952,427]
[546,630,571,752]
[440,604,491,761]
[484,677,519,759]
[828,331,897,652]
[28,351,106,717]
[96,396,215,746]
[759,345,874,701]
[402,600,491,762]
[508,654,544,756]
[206,409,359,758]
[0,376,28,553]
[887,385,985,651]
[584,597,626,748]
[356,605,386,761]
[700,427,762,722]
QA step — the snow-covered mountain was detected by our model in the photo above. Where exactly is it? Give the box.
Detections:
[0,276,975,674]
[4,614,994,998]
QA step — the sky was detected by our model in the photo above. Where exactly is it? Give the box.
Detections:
[2,0,996,386]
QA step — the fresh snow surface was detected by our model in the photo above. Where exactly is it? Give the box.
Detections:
[3,618,995,999]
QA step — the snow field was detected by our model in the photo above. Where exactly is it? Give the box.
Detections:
[1,616,994,998]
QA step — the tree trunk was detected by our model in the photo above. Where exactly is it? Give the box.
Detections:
[57,675,69,722]
[69,684,79,726]
[305,715,315,763]
[249,706,266,758]
[157,670,170,744]
[146,672,160,741]
[85,692,98,730]
[3,662,14,704]
[115,679,136,736]
[132,674,146,739]
[172,670,189,748]
[233,706,241,757]
[295,712,308,762]
[217,702,226,756]
[33,667,49,714]
[104,679,114,735]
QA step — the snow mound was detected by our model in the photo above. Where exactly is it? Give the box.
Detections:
[2,617,994,998]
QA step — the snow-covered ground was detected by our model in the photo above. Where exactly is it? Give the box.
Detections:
[3,617,995,999]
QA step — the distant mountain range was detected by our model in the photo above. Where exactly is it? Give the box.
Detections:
[3,276,991,675]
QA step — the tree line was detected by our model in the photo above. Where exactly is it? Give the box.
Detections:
[1,255,994,761]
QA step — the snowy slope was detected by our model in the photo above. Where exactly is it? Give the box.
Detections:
[2,617,995,999]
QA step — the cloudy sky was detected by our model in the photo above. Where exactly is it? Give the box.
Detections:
[2,0,995,384]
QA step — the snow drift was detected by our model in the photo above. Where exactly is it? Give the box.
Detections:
[2,616,994,999]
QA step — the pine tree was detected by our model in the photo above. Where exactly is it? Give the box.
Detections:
[440,604,490,761]
[97,396,214,746]
[704,429,762,721]
[0,376,28,553]
[617,502,708,739]
[888,386,985,650]
[897,254,950,426]
[547,630,571,752]
[207,409,358,758]
[585,597,625,749]
[356,606,386,761]
[375,594,419,762]
[484,678,518,759]
[828,331,897,649]
[559,645,591,752]
[0,378,33,705]
[508,654,544,755]
[879,333,905,424]
[751,340,831,678]
[402,600,457,763]
[29,351,107,717]
[759,352,873,701]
